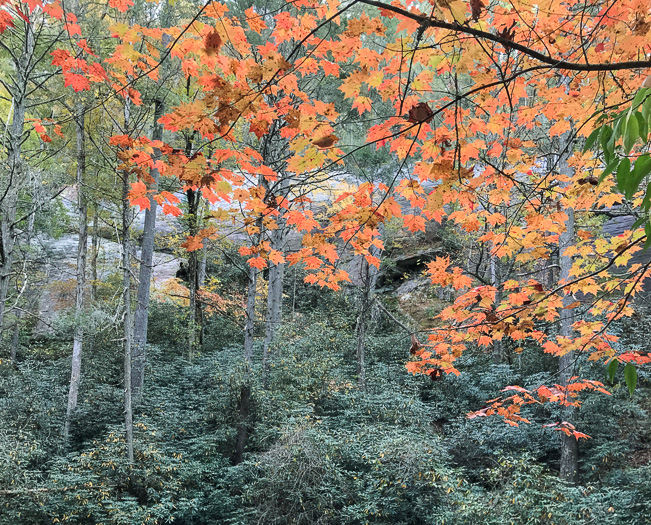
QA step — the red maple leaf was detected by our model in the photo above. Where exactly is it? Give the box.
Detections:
[108,0,134,13]
[0,11,15,33]
[64,73,90,92]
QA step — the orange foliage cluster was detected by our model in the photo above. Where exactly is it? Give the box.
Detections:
[9,0,651,437]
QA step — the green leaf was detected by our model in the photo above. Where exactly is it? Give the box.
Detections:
[643,94,651,123]
[636,111,648,145]
[601,126,614,164]
[628,154,651,199]
[616,157,631,196]
[631,87,650,111]
[598,158,620,184]
[607,359,619,385]
[624,363,637,397]
[623,112,639,153]
[583,127,601,153]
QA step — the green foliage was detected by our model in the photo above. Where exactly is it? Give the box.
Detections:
[2,263,651,524]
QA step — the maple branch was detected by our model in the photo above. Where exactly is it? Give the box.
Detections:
[375,298,415,336]
[357,0,651,72]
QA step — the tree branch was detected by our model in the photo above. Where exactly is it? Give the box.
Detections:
[357,0,651,72]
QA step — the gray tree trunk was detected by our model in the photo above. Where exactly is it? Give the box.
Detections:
[0,20,34,330]
[243,263,258,365]
[490,245,504,364]
[355,248,380,392]
[559,205,578,482]
[262,227,285,383]
[131,99,164,398]
[122,101,134,463]
[186,188,202,359]
[64,108,87,441]
[557,134,579,482]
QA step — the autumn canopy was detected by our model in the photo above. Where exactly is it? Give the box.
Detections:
[3,0,651,445]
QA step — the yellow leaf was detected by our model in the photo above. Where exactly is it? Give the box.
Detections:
[448,1,467,23]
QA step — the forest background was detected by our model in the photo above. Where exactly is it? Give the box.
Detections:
[1,0,651,523]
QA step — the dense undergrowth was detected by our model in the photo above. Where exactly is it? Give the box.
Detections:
[1,291,650,524]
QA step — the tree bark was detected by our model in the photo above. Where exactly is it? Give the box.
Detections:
[355,248,380,392]
[489,243,504,364]
[64,107,87,441]
[0,19,34,330]
[262,227,285,384]
[122,100,134,463]
[131,99,164,398]
[557,133,579,483]
[243,262,258,365]
[559,205,578,482]
[186,188,202,358]
[233,384,251,465]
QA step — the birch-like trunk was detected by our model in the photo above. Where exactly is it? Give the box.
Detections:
[0,20,34,330]
[64,108,87,441]
[131,99,164,398]
[122,100,134,463]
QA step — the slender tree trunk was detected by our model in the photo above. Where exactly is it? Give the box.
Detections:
[238,215,263,462]
[262,227,285,384]
[122,101,134,463]
[243,262,258,364]
[131,99,164,398]
[559,205,578,482]
[64,108,87,441]
[236,263,257,462]
[490,244,504,364]
[355,249,380,392]
[233,384,251,465]
[198,243,207,344]
[0,21,34,330]
[557,133,579,482]
[186,187,202,359]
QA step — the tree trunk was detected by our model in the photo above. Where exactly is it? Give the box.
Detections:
[64,108,87,441]
[0,20,34,330]
[262,227,285,384]
[239,216,262,462]
[243,262,258,365]
[557,133,579,483]
[559,205,578,482]
[490,244,504,364]
[355,249,380,392]
[233,384,251,465]
[131,99,164,398]
[186,188,202,358]
[198,243,207,344]
[122,101,134,463]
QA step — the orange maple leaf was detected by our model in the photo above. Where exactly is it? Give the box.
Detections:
[108,0,134,13]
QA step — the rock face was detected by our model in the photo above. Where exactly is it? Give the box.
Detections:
[33,234,178,336]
